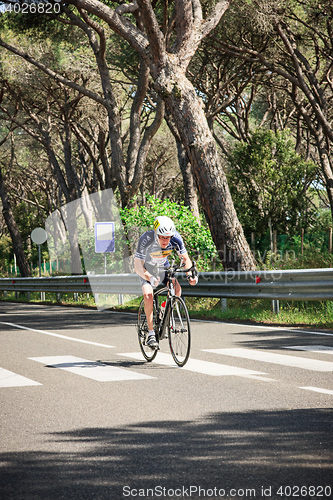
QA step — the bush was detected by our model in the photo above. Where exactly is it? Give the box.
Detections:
[120,195,218,271]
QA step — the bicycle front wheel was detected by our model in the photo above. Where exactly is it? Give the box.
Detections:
[168,296,191,367]
[137,298,158,362]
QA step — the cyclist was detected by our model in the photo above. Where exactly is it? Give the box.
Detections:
[134,216,198,349]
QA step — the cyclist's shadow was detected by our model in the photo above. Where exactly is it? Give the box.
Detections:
[97,359,174,371]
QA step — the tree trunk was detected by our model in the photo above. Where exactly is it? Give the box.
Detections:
[176,140,201,224]
[0,166,31,277]
[316,132,333,213]
[166,111,201,223]
[61,202,83,275]
[155,63,256,270]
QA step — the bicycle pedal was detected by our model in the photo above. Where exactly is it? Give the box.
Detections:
[149,344,160,350]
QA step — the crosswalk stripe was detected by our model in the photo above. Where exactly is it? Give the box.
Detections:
[284,345,333,355]
[299,386,333,396]
[117,352,274,380]
[0,367,41,388]
[203,348,333,372]
[29,356,155,381]
[0,322,114,348]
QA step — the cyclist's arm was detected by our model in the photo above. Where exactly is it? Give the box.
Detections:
[180,251,198,285]
[180,251,193,273]
[134,257,155,283]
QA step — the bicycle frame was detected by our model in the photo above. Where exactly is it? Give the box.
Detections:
[154,287,171,340]
[138,256,196,366]
[154,259,191,339]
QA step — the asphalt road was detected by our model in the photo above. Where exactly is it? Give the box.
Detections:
[0,301,332,500]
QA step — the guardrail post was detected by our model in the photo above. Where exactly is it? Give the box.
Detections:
[272,299,280,314]
[118,294,124,305]
[220,298,227,311]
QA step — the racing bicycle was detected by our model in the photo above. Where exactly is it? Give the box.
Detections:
[137,259,197,367]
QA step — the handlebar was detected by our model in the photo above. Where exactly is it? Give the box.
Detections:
[165,259,197,278]
[152,258,197,282]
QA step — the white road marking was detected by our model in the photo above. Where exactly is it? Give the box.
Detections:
[117,352,274,380]
[0,322,114,348]
[284,345,333,354]
[299,386,333,396]
[29,355,154,381]
[191,319,333,336]
[203,348,333,372]
[0,368,41,388]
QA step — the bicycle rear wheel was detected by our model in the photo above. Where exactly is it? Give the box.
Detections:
[137,297,158,362]
[168,296,191,367]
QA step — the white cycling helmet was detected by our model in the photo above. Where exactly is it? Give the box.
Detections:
[153,216,176,237]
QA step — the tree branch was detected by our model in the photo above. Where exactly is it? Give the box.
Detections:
[0,37,106,107]
[130,97,165,195]
[274,22,333,143]
[126,58,150,183]
[176,0,231,68]
[192,0,203,29]
[173,0,194,55]
[200,0,231,39]
[69,0,149,56]
[115,1,138,15]
[136,0,166,69]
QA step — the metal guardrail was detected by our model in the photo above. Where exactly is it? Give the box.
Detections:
[183,268,333,300]
[0,268,332,300]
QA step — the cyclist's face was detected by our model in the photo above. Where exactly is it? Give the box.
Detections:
[158,235,171,248]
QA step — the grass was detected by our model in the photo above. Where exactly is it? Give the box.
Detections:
[184,297,333,329]
[1,292,332,330]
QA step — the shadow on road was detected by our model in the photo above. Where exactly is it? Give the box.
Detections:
[0,409,332,500]
[0,302,136,330]
[234,328,333,351]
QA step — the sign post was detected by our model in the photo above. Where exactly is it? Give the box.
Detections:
[31,228,48,277]
[94,222,116,304]
[31,228,48,301]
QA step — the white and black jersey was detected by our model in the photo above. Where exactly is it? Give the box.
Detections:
[135,230,187,279]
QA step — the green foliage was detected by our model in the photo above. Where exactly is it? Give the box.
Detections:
[120,195,218,270]
[228,129,317,236]
[0,236,12,273]
[1,4,78,41]
[253,207,333,270]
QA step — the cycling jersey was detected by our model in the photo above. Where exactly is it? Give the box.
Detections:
[135,230,187,275]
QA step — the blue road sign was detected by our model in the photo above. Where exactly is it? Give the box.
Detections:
[95,222,115,253]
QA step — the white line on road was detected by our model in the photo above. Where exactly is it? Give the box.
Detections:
[299,386,333,396]
[117,352,275,380]
[0,367,41,388]
[203,348,333,372]
[191,319,333,336]
[283,345,333,354]
[29,355,155,381]
[0,322,114,348]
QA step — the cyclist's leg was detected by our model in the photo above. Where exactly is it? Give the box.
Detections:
[142,282,159,349]
[142,282,154,331]
[174,278,182,297]
[164,270,182,297]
